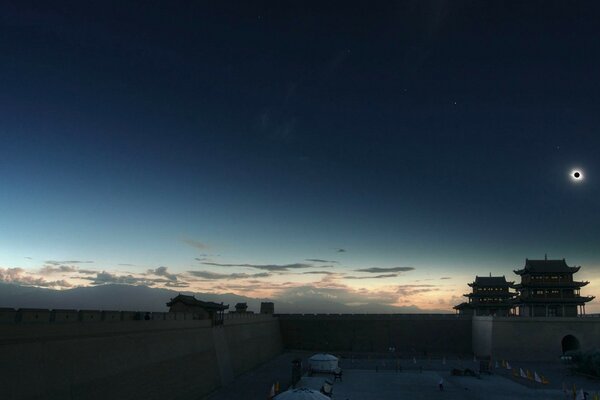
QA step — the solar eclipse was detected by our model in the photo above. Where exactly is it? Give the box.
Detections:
[570,169,584,182]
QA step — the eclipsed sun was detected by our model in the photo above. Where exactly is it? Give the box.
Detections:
[570,169,584,182]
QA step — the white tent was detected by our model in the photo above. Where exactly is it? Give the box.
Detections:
[308,353,338,372]
[275,388,329,400]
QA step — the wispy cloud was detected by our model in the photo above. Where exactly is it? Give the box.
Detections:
[45,260,94,265]
[183,239,209,250]
[301,271,338,275]
[165,281,190,288]
[396,284,439,296]
[188,270,270,280]
[201,262,333,272]
[440,277,452,280]
[344,274,398,280]
[355,267,415,273]
[305,259,339,264]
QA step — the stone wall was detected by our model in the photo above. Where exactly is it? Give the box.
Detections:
[472,316,600,361]
[277,314,473,355]
[0,309,282,400]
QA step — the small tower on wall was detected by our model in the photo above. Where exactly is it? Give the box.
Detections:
[513,257,595,317]
[260,302,274,314]
[234,302,248,313]
[454,275,516,316]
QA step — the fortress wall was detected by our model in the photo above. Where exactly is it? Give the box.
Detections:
[277,314,472,355]
[0,310,282,400]
[223,315,283,376]
[472,316,493,357]
[483,317,600,361]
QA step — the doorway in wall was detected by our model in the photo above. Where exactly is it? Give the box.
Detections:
[561,335,580,353]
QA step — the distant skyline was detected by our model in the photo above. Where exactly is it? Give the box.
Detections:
[1,2,600,312]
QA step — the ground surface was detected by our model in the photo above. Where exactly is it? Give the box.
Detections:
[204,352,600,399]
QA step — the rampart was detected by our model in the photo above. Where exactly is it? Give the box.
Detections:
[473,316,600,361]
[5,308,600,399]
[277,313,473,355]
[0,308,282,400]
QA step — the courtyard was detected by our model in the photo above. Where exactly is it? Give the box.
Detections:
[205,352,600,400]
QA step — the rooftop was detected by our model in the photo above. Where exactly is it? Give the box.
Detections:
[166,294,229,310]
[514,258,580,275]
[469,276,513,287]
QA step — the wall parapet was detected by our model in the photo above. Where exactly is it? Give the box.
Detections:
[276,313,472,320]
[0,307,278,325]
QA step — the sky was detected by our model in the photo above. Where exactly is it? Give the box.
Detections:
[1,1,600,312]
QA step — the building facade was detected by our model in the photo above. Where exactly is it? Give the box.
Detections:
[454,275,515,316]
[513,258,594,317]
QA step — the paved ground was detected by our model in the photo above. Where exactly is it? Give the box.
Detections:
[334,370,562,400]
[204,352,311,400]
[205,352,600,399]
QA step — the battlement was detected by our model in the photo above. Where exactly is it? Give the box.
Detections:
[276,313,470,320]
[0,307,275,324]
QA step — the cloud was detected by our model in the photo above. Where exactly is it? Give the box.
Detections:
[344,274,398,280]
[84,267,190,287]
[183,239,209,250]
[355,267,415,273]
[147,266,178,282]
[40,265,77,274]
[301,271,338,275]
[194,255,220,263]
[0,267,72,288]
[396,284,439,296]
[305,259,338,264]
[84,271,157,286]
[45,260,93,265]
[40,265,96,275]
[188,270,270,280]
[440,277,452,280]
[275,285,398,306]
[165,281,190,288]
[118,263,136,267]
[201,262,333,272]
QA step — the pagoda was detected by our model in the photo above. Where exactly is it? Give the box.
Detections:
[454,275,516,316]
[166,294,229,325]
[513,257,594,317]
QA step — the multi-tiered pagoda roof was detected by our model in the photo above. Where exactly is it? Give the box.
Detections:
[454,275,516,316]
[513,258,594,317]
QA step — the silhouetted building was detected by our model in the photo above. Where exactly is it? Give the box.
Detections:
[233,302,249,313]
[513,257,595,317]
[166,294,228,324]
[454,275,515,316]
[260,302,274,314]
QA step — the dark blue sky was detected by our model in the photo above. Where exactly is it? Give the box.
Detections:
[1,1,600,310]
